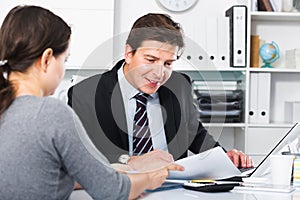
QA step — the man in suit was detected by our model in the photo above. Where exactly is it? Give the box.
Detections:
[68,13,253,171]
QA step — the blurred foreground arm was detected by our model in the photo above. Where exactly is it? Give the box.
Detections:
[127,163,184,200]
[127,149,174,171]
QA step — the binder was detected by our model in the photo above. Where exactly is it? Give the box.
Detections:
[217,16,230,68]
[249,73,258,123]
[252,0,258,11]
[206,17,218,67]
[225,5,247,68]
[269,0,278,11]
[257,72,271,123]
[272,0,282,12]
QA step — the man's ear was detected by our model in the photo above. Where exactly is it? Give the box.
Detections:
[124,44,133,64]
[40,48,53,72]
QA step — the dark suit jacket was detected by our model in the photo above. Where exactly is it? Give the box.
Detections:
[68,59,220,162]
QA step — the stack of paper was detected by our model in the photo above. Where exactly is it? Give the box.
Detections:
[168,147,241,180]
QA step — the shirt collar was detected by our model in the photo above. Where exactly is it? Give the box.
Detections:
[117,62,156,100]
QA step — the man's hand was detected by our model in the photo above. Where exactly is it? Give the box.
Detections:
[127,149,174,171]
[226,149,254,168]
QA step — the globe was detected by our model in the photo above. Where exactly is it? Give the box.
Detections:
[259,41,280,68]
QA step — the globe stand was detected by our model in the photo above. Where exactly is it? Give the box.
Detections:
[261,63,274,68]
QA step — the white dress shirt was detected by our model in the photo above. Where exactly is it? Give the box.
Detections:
[117,64,168,156]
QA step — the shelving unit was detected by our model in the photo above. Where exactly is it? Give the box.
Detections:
[246,5,300,164]
[179,3,300,165]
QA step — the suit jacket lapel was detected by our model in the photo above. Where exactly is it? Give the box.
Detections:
[158,86,182,159]
[110,82,129,149]
[158,87,176,143]
[96,60,129,150]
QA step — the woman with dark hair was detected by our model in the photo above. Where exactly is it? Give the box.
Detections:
[0,5,183,200]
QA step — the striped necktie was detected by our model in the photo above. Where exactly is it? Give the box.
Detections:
[132,93,153,155]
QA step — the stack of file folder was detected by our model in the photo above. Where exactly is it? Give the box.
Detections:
[194,88,243,123]
[293,158,300,186]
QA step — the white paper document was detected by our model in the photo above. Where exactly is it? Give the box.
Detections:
[168,146,241,180]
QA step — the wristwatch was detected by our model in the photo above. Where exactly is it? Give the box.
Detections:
[118,154,131,164]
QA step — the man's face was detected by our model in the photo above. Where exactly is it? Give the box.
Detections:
[123,40,179,94]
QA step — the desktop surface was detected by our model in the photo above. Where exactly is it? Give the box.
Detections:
[70,186,299,200]
[140,188,297,200]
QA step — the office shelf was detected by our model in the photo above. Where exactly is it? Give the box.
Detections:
[203,123,245,128]
[247,123,294,128]
[249,68,300,73]
[251,11,300,21]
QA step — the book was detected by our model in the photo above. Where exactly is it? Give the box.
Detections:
[250,35,260,68]
[258,0,274,11]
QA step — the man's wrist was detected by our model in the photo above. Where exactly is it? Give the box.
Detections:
[118,154,131,165]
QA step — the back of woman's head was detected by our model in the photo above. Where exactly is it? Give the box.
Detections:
[0,5,71,118]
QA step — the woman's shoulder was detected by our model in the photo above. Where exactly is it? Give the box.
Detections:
[37,97,81,132]
[11,95,77,130]
[34,97,75,121]
[13,95,70,114]
[43,97,74,114]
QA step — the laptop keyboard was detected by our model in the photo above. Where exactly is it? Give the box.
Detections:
[239,167,255,173]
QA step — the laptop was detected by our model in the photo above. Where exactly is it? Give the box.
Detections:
[240,123,300,178]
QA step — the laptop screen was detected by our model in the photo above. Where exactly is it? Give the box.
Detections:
[250,123,300,177]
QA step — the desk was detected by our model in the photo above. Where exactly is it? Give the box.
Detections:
[70,187,300,200]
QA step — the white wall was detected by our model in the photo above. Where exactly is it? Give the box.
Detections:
[0,0,114,69]
[0,0,114,101]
